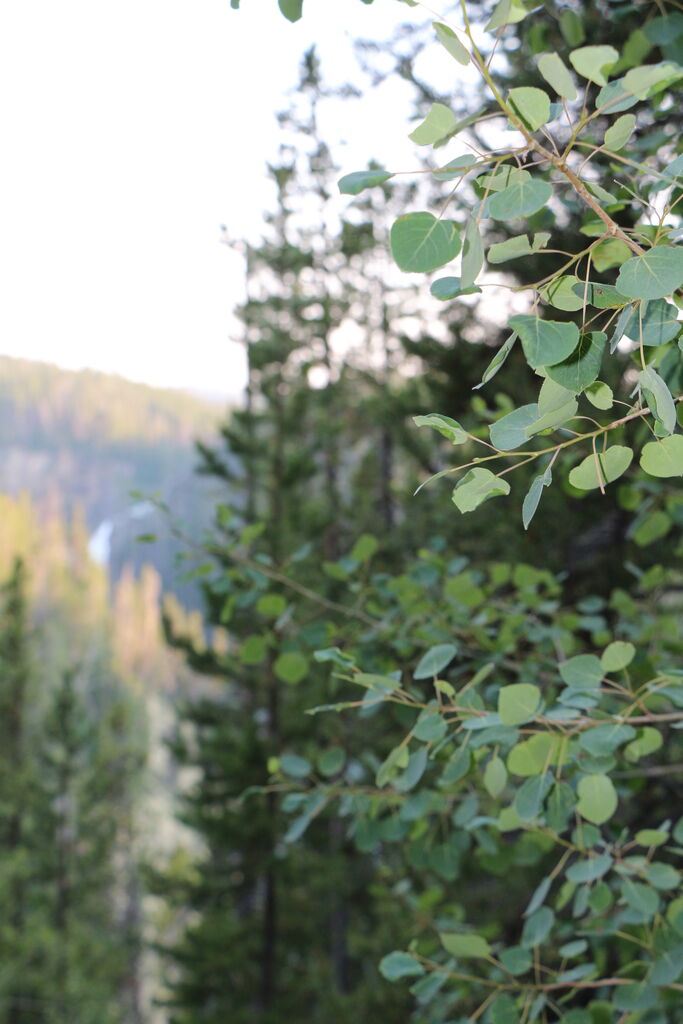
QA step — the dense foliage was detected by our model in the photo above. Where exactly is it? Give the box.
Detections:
[201,0,683,1020]
[3,1,683,1021]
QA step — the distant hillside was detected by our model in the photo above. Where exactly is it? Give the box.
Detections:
[0,356,231,600]
[0,355,222,447]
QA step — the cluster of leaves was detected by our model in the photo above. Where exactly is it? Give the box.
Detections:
[340,0,683,527]
[270,544,683,1021]
[224,1,683,1020]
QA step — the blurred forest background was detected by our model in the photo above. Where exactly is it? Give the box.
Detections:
[2,2,682,1022]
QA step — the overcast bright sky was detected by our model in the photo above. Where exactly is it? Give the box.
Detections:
[0,0,440,397]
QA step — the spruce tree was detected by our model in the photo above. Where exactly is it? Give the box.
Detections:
[153,52,435,1024]
[0,507,147,1024]
[0,559,37,1024]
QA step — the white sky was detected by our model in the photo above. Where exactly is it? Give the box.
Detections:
[0,0,438,397]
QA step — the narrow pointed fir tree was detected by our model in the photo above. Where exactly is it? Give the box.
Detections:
[0,510,147,1024]
[151,52,450,1024]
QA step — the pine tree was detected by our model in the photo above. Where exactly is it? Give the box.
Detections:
[0,505,148,1024]
[153,51,432,1024]
[0,559,37,1024]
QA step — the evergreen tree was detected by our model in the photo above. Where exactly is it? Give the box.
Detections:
[152,52,435,1024]
[0,559,37,1024]
[0,505,149,1024]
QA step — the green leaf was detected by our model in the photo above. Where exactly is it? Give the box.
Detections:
[617,246,683,300]
[507,734,565,776]
[593,239,631,272]
[394,748,427,792]
[525,396,578,437]
[559,9,585,46]
[521,906,554,947]
[541,379,575,418]
[439,932,491,958]
[490,995,518,1024]
[639,367,676,434]
[314,646,355,669]
[543,274,585,311]
[376,744,408,787]
[413,413,467,445]
[409,102,457,145]
[559,940,588,958]
[566,852,613,883]
[645,862,680,889]
[430,276,481,300]
[498,683,541,725]
[635,828,667,847]
[478,165,530,192]
[499,946,532,975]
[640,435,683,477]
[622,879,660,918]
[604,113,636,151]
[452,468,510,513]
[610,304,635,354]
[595,78,638,115]
[391,213,461,273]
[318,747,345,777]
[487,232,549,264]
[490,403,539,450]
[522,467,552,530]
[623,61,683,99]
[625,299,681,346]
[569,45,619,86]
[538,52,577,99]
[433,154,477,181]
[241,634,269,665]
[355,673,400,694]
[508,315,579,369]
[433,21,469,66]
[256,593,287,617]
[601,641,635,671]
[413,708,448,743]
[473,333,517,389]
[441,746,471,785]
[484,756,507,797]
[515,771,553,820]
[644,13,683,45]
[414,643,458,680]
[278,0,303,21]
[634,505,671,544]
[338,169,394,195]
[538,379,572,417]
[576,773,618,825]
[568,445,633,491]
[274,652,309,685]
[668,896,683,934]
[612,982,657,1013]
[524,876,552,918]
[577,282,629,309]
[486,0,528,32]
[651,153,683,193]
[650,950,683,986]
[379,951,425,980]
[489,179,552,220]
[579,723,636,756]
[624,727,663,762]
[461,217,484,287]
[350,534,379,562]
[280,753,311,778]
[585,381,613,410]
[559,654,604,690]
[508,86,551,131]
[545,331,605,394]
